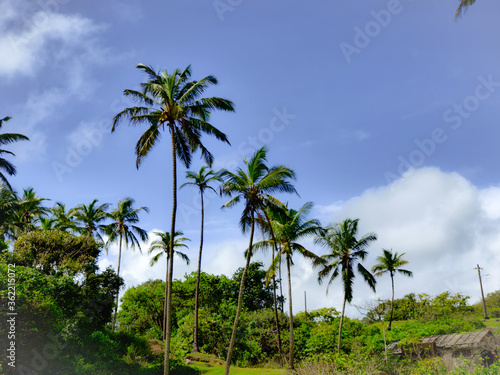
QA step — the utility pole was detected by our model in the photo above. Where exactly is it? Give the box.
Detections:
[474,264,488,320]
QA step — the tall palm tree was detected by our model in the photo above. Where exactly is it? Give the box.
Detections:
[315,218,377,353]
[456,0,476,17]
[112,63,234,375]
[180,165,221,352]
[0,116,29,190]
[104,197,149,331]
[73,199,109,242]
[254,202,323,370]
[148,230,190,340]
[221,146,296,375]
[372,249,412,330]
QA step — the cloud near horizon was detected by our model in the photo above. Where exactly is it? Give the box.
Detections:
[101,167,500,319]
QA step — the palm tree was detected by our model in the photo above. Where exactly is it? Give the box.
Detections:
[13,188,50,235]
[36,216,56,230]
[148,230,190,340]
[221,146,296,375]
[456,0,476,17]
[51,203,78,233]
[372,249,412,330]
[0,116,29,190]
[180,165,221,352]
[104,197,149,331]
[73,199,109,242]
[0,185,18,240]
[254,202,323,370]
[315,218,377,353]
[112,63,234,375]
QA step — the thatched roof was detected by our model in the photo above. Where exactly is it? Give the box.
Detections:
[388,330,496,353]
[419,330,494,349]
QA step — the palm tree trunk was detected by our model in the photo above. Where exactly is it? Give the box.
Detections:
[337,295,347,353]
[193,190,204,353]
[112,233,123,332]
[271,250,283,366]
[263,210,283,365]
[225,215,255,375]
[164,128,177,375]
[286,254,294,370]
[279,250,283,312]
[163,254,169,340]
[389,272,394,331]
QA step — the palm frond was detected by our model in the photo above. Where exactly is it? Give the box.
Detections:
[456,0,476,18]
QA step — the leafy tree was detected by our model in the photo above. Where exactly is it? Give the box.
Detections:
[0,116,29,190]
[73,199,110,242]
[372,249,412,330]
[104,197,149,331]
[315,218,377,353]
[0,256,125,373]
[231,261,276,312]
[479,290,500,318]
[181,165,222,352]
[118,280,166,339]
[254,202,323,369]
[13,229,101,275]
[112,63,234,375]
[148,230,190,340]
[221,146,296,374]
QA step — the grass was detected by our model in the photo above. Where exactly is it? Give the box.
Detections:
[481,316,500,331]
[184,352,289,375]
[192,364,289,375]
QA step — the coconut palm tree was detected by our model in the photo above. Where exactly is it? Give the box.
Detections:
[0,116,29,190]
[13,188,50,235]
[315,218,377,353]
[73,199,109,242]
[220,146,296,375]
[456,0,476,17]
[0,184,18,240]
[372,249,412,330]
[50,202,78,233]
[148,230,190,340]
[112,64,234,375]
[104,197,149,331]
[180,165,221,352]
[254,202,323,370]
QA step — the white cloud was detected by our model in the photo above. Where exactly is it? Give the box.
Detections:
[0,2,110,162]
[100,169,500,319]
[0,2,104,77]
[308,167,500,318]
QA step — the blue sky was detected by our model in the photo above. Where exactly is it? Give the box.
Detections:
[2,0,500,317]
